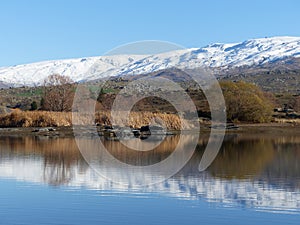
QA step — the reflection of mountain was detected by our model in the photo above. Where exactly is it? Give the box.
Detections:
[0,134,300,213]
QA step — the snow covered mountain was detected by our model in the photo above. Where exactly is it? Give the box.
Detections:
[1,36,300,87]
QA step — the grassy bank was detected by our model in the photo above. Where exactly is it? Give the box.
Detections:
[0,110,72,127]
[0,110,183,130]
[1,109,299,131]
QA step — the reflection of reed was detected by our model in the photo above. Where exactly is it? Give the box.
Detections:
[102,135,180,165]
[77,134,198,166]
[1,133,300,187]
[273,136,300,145]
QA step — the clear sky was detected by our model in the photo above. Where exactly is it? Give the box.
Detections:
[0,0,300,67]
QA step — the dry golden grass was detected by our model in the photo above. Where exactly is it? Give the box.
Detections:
[0,109,72,127]
[0,109,184,130]
[95,111,183,130]
[274,118,300,124]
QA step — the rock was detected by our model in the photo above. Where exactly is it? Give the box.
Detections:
[32,127,56,132]
[140,125,150,132]
[0,106,12,114]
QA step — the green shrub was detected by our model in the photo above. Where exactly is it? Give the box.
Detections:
[220,81,274,123]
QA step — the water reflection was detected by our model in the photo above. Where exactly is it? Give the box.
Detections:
[0,133,300,213]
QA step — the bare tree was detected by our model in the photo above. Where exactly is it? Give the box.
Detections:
[42,74,74,112]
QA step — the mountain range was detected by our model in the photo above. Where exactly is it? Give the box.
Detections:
[1,36,300,87]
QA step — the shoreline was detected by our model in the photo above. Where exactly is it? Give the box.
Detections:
[1,122,300,138]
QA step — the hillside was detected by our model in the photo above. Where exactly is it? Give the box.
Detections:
[0,36,300,87]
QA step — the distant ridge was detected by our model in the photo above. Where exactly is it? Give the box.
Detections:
[1,36,300,87]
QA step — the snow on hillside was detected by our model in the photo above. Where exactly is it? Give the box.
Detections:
[1,36,300,86]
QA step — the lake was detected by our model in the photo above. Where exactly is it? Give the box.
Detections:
[0,129,300,225]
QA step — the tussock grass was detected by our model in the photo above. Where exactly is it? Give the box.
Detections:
[0,109,72,127]
[274,118,300,124]
[0,109,184,130]
[95,111,183,130]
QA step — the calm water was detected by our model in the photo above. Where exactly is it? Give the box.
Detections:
[0,131,300,225]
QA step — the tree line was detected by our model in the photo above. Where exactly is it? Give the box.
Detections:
[39,74,276,123]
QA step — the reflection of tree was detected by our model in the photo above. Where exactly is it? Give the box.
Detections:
[260,141,300,190]
[41,139,88,186]
[0,136,88,185]
[1,133,300,188]
[208,136,275,179]
[43,148,87,186]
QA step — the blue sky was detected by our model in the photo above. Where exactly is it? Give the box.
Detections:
[0,0,300,67]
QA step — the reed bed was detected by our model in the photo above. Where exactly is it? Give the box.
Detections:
[0,110,184,130]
